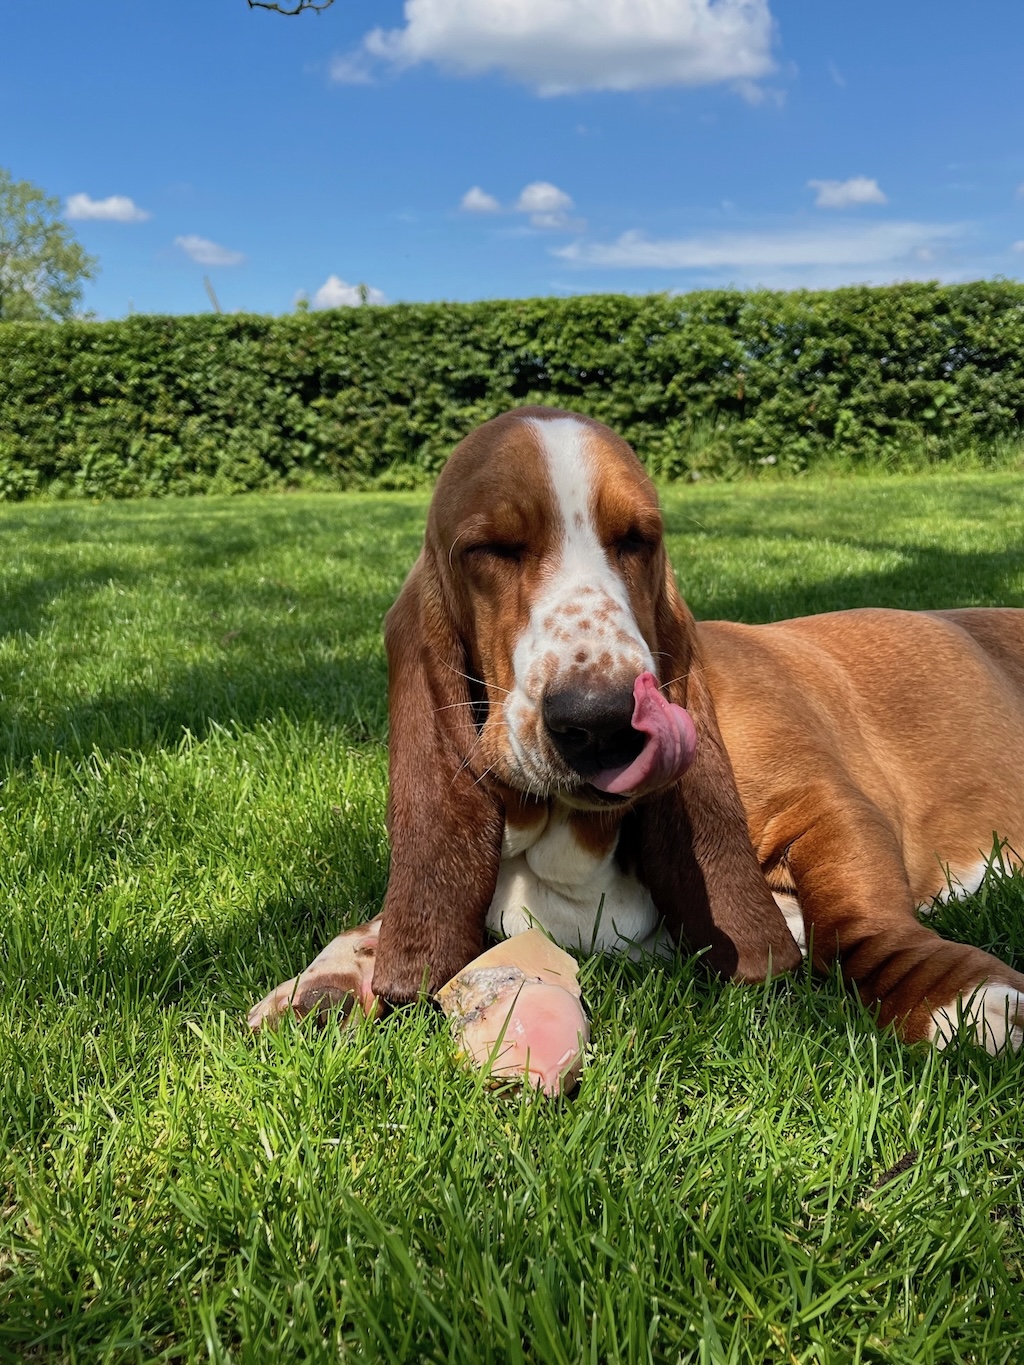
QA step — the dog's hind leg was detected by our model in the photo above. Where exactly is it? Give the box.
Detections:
[787,788,1024,1052]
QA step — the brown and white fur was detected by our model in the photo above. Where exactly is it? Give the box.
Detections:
[250,408,1024,1053]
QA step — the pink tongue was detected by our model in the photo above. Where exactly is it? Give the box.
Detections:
[589,672,697,796]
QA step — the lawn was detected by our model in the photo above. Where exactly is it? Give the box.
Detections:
[1,471,1023,1363]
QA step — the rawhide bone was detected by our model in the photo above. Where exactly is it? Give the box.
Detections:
[436,929,589,1096]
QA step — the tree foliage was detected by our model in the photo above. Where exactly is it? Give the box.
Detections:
[246,0,336,13]
[1,282,1023,499]
[0,168,98,323]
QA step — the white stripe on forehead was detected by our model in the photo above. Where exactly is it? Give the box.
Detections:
[526,415,594,554]
[526,415,625,598]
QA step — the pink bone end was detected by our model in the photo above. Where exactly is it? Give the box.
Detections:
[589,671,698,796]
[436,931,588,1096]
[440,969,589,1096]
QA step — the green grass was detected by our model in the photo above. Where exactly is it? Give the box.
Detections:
[1,471,1023,1364]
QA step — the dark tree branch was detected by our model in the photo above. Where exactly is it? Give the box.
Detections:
[246,0,336,13]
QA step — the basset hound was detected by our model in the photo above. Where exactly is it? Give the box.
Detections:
[250,408,1024,1053]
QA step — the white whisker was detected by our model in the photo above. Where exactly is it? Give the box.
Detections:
[438,658,512,696]
[658,672,688,693]
[448,726,488,788]
[447,528,470,571]
[471,762,499,789]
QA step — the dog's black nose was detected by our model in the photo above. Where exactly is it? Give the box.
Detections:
[543,686,643,778]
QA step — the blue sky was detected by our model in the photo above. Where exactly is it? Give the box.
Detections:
[3,0,1024,318]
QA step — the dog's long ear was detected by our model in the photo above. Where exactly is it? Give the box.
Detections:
[371,552,504,1003]
[639,566,801,981]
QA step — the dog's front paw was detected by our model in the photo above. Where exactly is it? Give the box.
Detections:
[930,979,1024,1054]
[371,915,486,1004]
[248,915,383,1031]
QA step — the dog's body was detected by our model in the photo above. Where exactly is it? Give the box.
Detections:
[250,409,1024,1052]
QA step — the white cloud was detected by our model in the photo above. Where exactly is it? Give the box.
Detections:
[555,221,963,286]
[827,60,846,88]
[516,181,572,215]
[1012,240,1024,253]
[514,180,578,228]
[329,52,374,84]
[529,213,576,230]
[312,275,387,308]
[461,186,501,213]
[66,193,150,223]
[174,235,246,267]
[352,0,775,96]
[733,77,784,107]
[808,176,887,209]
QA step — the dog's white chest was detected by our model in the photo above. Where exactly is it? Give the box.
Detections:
[485,806,662,956]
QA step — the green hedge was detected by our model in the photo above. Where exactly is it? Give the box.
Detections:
[2,282,1024,498]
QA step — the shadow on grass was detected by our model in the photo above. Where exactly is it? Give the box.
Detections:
[676,539,1024,622]
[0,561,147,641]
[1,649,390,776]
[0,496,424,769]
[0,493,426,633]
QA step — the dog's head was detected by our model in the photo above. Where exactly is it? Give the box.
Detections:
[373,408,800,1000]
[422,408,696,809]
